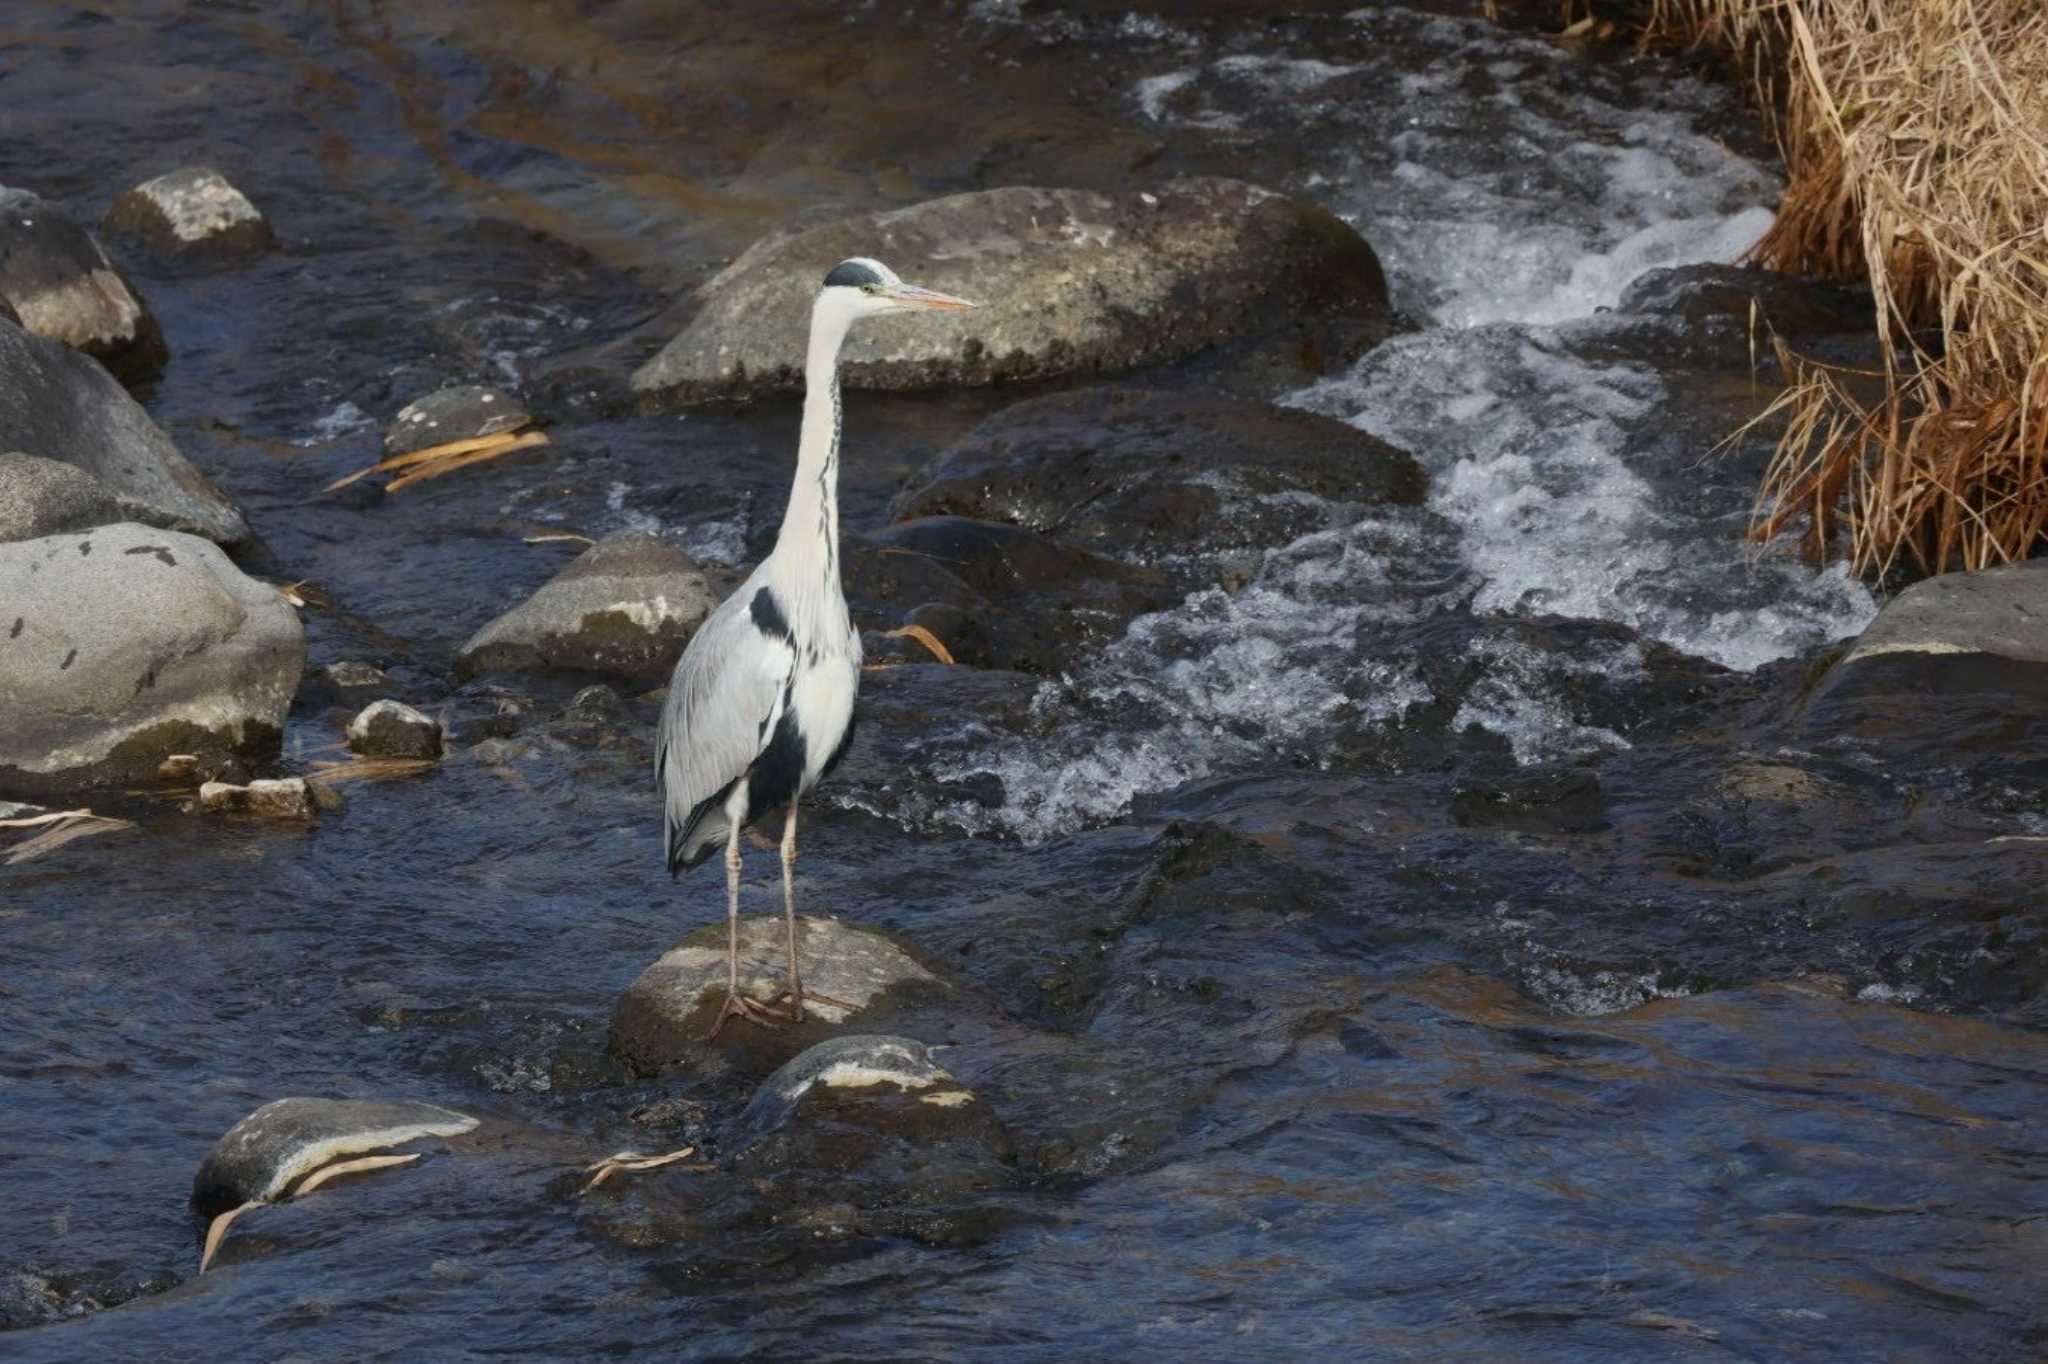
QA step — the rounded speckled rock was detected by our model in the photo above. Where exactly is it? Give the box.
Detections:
[345,698,444,759]
[608,915,957,1078]
[0,186,166,383]
[0,523,304,798]
[454,532,717,687]
[630,178,1389,406]
[0,451,124,542]
[192,1097,476,1221]
[383,385,531,457]
[0,321,246,543]
[102,167,276,258]
[735,1035,969,1140]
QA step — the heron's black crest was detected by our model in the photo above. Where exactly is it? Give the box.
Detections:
[750,587,792,641]
[823,259,885,290]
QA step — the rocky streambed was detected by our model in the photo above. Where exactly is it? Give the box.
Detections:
[3,1,2044,1359]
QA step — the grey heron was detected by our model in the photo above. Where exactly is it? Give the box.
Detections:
[656,256,974,1039]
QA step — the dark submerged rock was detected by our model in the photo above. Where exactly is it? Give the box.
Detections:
[845,516,1177,673]
[0,186,166,383]
[455,532,717,687]
[1617,263,1874,337]
[346,698,444,759]
[0,451,124,542]
[608,915,959,1079]
[384,384,532,456]
[191,1096,476,1222]
[101,167,276,258]
[0,319,247,543]
[893,386,1427,581]
[0,524,304,798]
[632,178,1390,406]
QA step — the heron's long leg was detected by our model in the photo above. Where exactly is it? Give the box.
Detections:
[709,816,788,1039]
[781,803,802,1022]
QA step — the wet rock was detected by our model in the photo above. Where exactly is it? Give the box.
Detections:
[1841,560,2048,667]
[384,384,532,457]
[346,699,444,759]
[0,319,247,543]
[1451,767,1607,834]
[101,167,276,258]
[609,915,957,1078]
[0,451,124,542]
[198,777,317,819]
[845,517,1176,673]
[892,387,1427,579]
[0,524,305,798]
[729,1037,1012,1224]
[455,532,717,687]
[191,1096,477,1269]
[632,178,1389,406]
[322,660,389,689]
[0,186,166,383]
[1618,263,1873,337]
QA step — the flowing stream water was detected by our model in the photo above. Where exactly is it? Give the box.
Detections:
[4,2,2044,1359]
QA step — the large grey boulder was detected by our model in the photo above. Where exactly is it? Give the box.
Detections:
[1841,560,2048,667]
[102,167,276,258]
[455,532,717,687]
[0,524,305,797]
[632,178,1388,405]
[609,914,956,1077]
[0,320,247,543]
[0,452,124,542]
[0,186,166,383]
[892,386,1428,577]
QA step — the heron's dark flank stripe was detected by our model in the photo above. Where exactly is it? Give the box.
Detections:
[751,587,791,640]
[748,691,807,819]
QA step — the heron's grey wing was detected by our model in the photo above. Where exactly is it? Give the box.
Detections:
[655,595,795,872]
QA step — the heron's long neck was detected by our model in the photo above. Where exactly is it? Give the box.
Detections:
[772,298,853,598]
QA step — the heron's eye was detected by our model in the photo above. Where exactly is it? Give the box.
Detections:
[860,283,879,295]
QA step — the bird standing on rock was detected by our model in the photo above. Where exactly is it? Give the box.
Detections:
[656,257,974,1039]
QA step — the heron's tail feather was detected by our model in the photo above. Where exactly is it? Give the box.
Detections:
[666,781,736,877]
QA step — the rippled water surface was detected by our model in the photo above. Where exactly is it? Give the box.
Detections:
[5,2,2045,1359]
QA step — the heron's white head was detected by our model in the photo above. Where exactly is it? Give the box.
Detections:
[818,257,976,320]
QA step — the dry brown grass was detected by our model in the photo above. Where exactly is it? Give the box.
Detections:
[1645,0,2048,575]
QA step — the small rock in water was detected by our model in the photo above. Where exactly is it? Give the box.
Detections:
[384,385,532,457]
[456,532,717,687]
[1618,263,1872,337]
[0,186,166,383]
[0,320,245,543]
[0,451,124,542]
[190,1096,477,1271]
[1841,560,2048,668]
[101,167,276,258]
[322,660,389,689]
[0,524,304,798]
[199,777,317,820]
[735,1035,973,1141]
[609,915,956,1077]
[345,699,444,759]
[631,178,1389,406]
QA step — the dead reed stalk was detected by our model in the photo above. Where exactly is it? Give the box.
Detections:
[1641,0,2048,575]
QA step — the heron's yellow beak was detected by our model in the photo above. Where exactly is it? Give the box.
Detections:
[888,282,977,311]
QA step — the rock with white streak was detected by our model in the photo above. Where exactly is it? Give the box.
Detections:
[0,524,304,798]
[198,777,317,819]
[346,699,443,759]
[0,186,166,383]
[631,178,1390,406]
[455,532,718,687]
[102,167,277,258]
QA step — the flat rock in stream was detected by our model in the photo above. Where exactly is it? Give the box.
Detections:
[609,915,958,1078]
[1841,560,2048,668]
[632,178,1389,406]
[455,532,717,687]
[191,1096,477,1223]
[0,187,166,383]
[0,524,305,798]
[346,698,444,759]
[384,385,531,456]
[102,167,276,258]
[0,319,248,543]
[892,387,1427,577]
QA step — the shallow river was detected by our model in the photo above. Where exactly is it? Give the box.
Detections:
[4,1,2045,1359]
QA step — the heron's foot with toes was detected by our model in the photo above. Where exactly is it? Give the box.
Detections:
[706,988,795,1039]
[766,983,858,1024]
